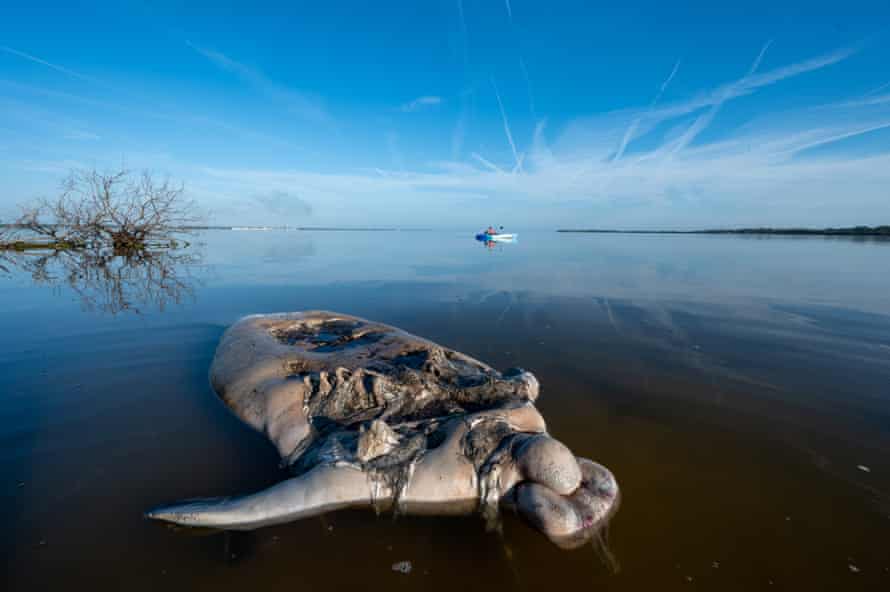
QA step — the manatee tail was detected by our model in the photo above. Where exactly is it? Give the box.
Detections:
[145,465,374,530]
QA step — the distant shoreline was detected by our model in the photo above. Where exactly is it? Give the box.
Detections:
[557,226,890,237]
[0,224,421,232]
[188,226,433,232]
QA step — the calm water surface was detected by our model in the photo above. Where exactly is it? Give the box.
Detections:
[2,231,889,590]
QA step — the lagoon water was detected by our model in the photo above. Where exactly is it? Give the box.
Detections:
[3,230,890,590]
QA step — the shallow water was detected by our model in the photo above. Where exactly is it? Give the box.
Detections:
[2,230,890,590]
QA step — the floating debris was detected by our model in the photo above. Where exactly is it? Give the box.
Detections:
[857,465,871,473]
[392,561,412,574]
[849,564,861,574]
[712,561,720,569]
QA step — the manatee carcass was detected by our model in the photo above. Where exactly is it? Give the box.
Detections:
[146,311,619,549]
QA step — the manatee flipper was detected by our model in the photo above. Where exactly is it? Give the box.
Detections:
[145,464,374,530]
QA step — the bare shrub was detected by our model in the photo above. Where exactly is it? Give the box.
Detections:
[14,167,202,252]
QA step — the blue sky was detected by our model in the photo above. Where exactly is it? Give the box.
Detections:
[1,1,889,228]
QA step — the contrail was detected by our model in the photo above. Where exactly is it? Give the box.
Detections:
[471,152,505,173]
[747,39,773,76]
[653,58,681,105]
[492,77,522,173]
[612,120,640,164]
[784,120,890,155]
[451,110,467,159]
[505,0,513,21]
[188,40,331,124]
[519,57,537,119]
[456,0,469,64]
[734,43,854,94]
[671,40,772,158]
[613,58,681,163]
[863,79,890,97]
[1,46,100,84]
[511,152,526,174]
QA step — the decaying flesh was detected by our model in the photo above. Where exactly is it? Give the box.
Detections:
[146,311,619,549]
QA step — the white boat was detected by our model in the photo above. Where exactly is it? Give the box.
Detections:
[476,232,517,242]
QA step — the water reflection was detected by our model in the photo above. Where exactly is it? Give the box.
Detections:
[3,231,890,591]
[0,243,200,314]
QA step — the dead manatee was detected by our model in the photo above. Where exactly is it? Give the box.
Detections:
[146,311,619,549]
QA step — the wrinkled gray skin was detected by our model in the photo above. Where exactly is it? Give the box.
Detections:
[146,311,619,549]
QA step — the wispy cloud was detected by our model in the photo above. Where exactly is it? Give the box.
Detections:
[63,131,101,141]
[187,43,890,228]
[451,88,473,159]
[385,131,405,170]
[19,158,88,175]
[1,46,101,84]
[659,44,853,123]
[505,0,513,21]
[186,41,330,123]
[251,190,312,217]
[0,78,307,153]
[452,111,467,159]
[400,95,443,112]
[562,43,859,169]
[7,36,884,230]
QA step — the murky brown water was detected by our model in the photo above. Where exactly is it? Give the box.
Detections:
[3,231,889,590]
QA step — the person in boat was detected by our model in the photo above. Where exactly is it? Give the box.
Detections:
[486,225,497,235]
